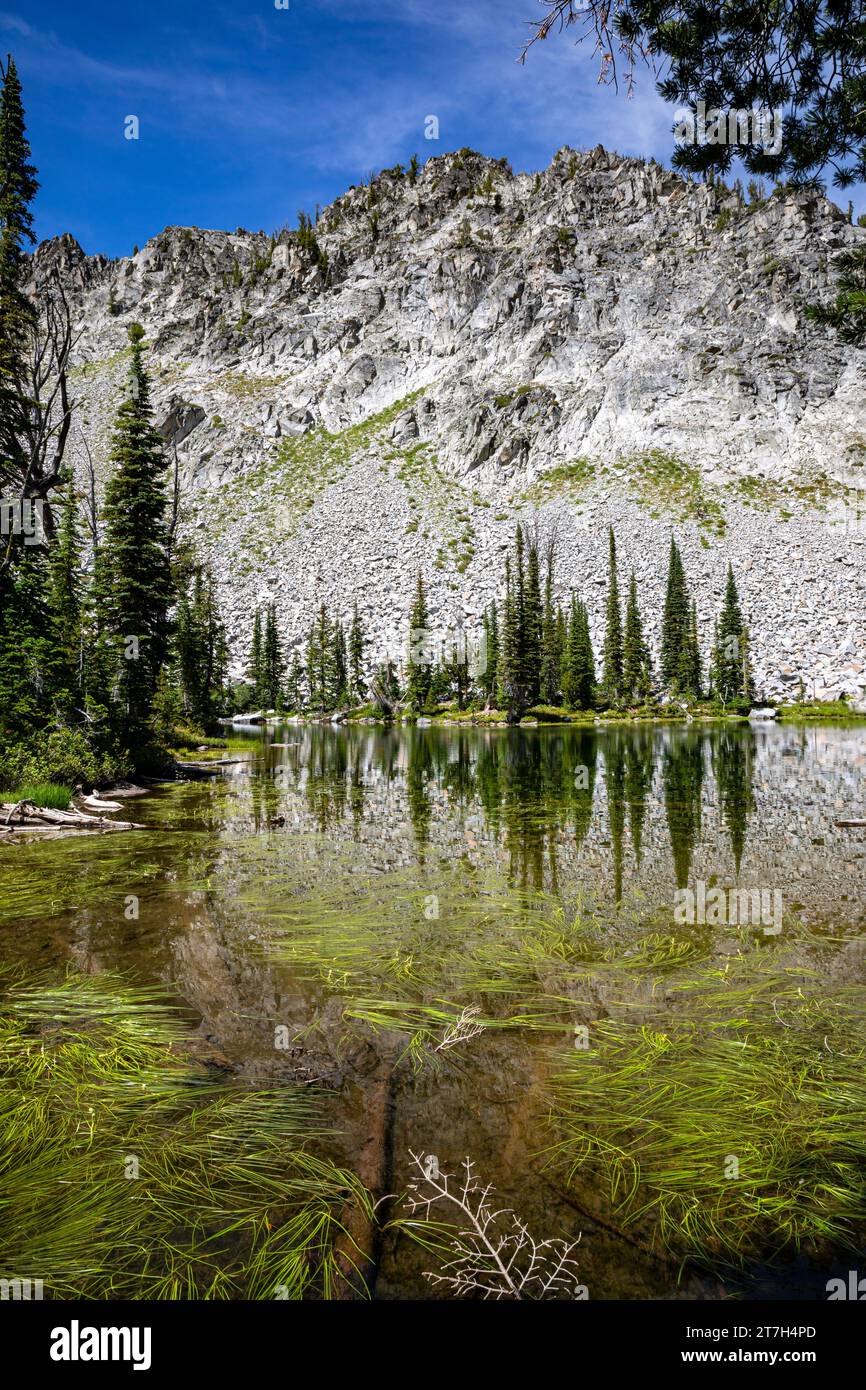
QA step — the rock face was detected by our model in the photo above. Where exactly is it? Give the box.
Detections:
[35,145,866,700]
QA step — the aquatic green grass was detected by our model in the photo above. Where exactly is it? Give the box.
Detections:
[4,782,72,809]
[235,854,713,1066]
[0,969,372,1299]
[545,966,866,1269]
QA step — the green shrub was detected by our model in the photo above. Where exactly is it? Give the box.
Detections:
[0,729,131,792]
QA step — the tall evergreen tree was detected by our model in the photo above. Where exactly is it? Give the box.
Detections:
[712,563,753,704]
[601,526,623,705]
[0,55,38,497]
[498,555,522,721]
[660,537,691,691]
[95,324,173,748]
[262,602,283,710]
[481,600,500,708]
[285,651,305,712]
[348,601,366,702]
[175,569,227,727]
[406,572,432,712]
[622,570,650,704]
[562,597,596,710]
[540,557,561,705]
[522,536,543,706]
[307,603,336,711]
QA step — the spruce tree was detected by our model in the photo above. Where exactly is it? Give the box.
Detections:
[262,602,283,710]
[661,537,690,690]
[522,536,543,706]
[540,559,561,705]
[572,599,596,709]
[286,652,305,712]
[175,569,227,728]
[406,572,432,712]
[713,563,751,703]
[622,570,651,704]
[498,555,522,721]
[95,324,173,749]
[0,55,55,743]
[562,596,596,710]
[481,600,500,708]
[248,610,263,707]
[333,617,348,707]
[601,526,623,705]
[0,55,38,496]
[348,601,366,701]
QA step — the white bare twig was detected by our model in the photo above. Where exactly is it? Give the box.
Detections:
[434,1005,485,1053]
[404,1151,584,1300]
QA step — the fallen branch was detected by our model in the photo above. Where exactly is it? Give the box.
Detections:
[1,801,144,832]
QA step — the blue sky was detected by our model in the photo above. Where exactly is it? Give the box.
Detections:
[2,1,859,258]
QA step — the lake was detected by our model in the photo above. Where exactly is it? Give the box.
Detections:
[2,721,865,1299]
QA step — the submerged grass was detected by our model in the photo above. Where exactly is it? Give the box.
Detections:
[545,962,866,1269]
[0,968,372,1298]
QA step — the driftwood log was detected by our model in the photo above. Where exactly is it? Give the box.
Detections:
[1,800,144,833]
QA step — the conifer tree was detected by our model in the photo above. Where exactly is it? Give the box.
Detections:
[285,651,305,712]
[175,568,227,727]
[540,558,561,705]
[481,601,500,708]
[95,324,173,748]
[563,597,596,710]
[522,536,543,706]
[712,563,748,703]
[498,555,523,721]
[307,603,336,711]
[661,537,690,690]
[622,570,650,704]
[248,611,263,706]
[0,55,38,495]
[406,572,432,712]
[574,599,596,709]
[348,601,366,702]
[262,602,283,710]
[0,56,55,742]
[601,526,623,705]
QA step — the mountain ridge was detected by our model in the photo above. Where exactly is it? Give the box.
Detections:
[34,144,866,704]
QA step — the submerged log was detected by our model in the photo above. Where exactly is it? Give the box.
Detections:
[1,800,144,832]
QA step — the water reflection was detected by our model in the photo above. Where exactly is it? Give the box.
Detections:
[247,722,866,924]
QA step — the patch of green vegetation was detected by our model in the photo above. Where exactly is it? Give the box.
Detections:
[207,390,427,543]
[777,700,865,723]
[217,370,288,401]
[524,457,597,503]
[391,437,477,572]
[494,384,535,409]
[3,783,71,809]
[626,450,727,536]
[69,345,134,380]
[548,960,866,1267]
[0,969,371,1298]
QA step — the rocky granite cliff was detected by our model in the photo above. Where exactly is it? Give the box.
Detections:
[35,145,866,702]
